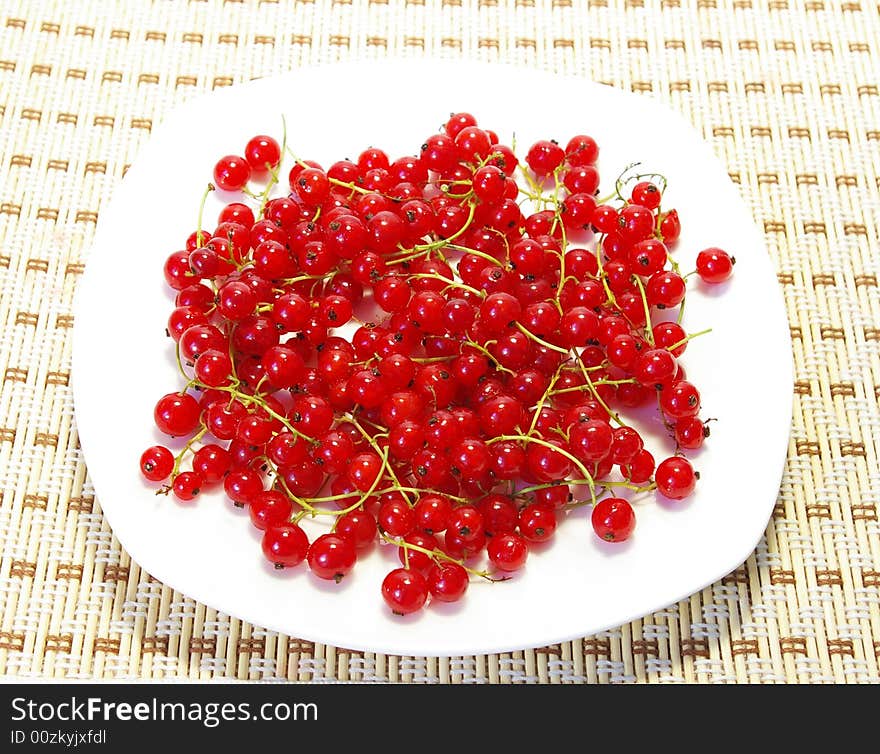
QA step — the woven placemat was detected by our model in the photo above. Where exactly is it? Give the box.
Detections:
[0,0,877,683]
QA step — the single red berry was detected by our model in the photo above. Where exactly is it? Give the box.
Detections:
[696,247,735,283]
[213,155,251,191]
[591,497,636,542]
[564,134,599,166]
[526,139,565,176]
[307,533,357,582]
[397,532,438,572]
[171,470,203,502]
[646,270,687,309]
[658,209,681,244]
[655,456,698,500]
[487,533,529,572]
[262,524,309,568]
[140,445,174,482]
[659,380,701,420]
[224,469,263,506]
[378,495,416,537]
[630,181,661,209]
[592,204,619,234]
[652,321,688,356]
[446,505,484,544]
[675,416,709,450]
[414,494,452,535]
[249,490,294,531]
[191,443,232,484]
[335,510,377,549]
[622,449,655,484]
[154,392,201,437]
[427,562,469,603]
[381,568,429,615]
[244,135,281,173]
[517,504,557,544]
[347,451,384,492]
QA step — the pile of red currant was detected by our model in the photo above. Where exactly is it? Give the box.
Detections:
[140,112,734,616]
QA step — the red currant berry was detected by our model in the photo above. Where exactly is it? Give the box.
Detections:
[696,247,735,283]
[564,134,599,166]
[382,568,429,615]
[518,504,557,544]
[307,533,357,582]
[140,445,174,482]
[526,139,565,176]
[675,416,709,450]
[427,562,469,603]
[659,209,681,245]
[591,497,636,542]
[655,456,697,500]
[378,495,416,537]
[172,470,203,502]
[659,380,701,420]
[249,490,293,531]
[622,449,655,484]
[262,524,309,568]
[487,533,529,572]
[224,469,263,506]
[630,181,661,209]
[154,392,201,437]
[244,135,281,173]
[335,510,377,549]
[213,155,251,191]
[191,443,232,484]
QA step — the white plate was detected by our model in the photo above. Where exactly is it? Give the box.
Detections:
[72,60,792,657]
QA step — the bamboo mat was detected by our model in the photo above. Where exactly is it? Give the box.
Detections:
[0,0,878,684]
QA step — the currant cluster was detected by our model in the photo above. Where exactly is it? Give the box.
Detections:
[139,112,734,616]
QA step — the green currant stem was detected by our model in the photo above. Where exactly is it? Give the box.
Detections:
[411,202,476,253]
[676,294,686,325]
[381,533,498,581]
[549,378,637,396]
[407,273,482,298]
[516,165,545,203]
[525,362,566,438]
[308,484,468,506]
[667,327,712,353]
[486,433,596,506]
[344,413,414,506]
[345,410,388,435]
[632,275,655,346]
[256,158,282,222]
[516,477,594,497]
[278,273,327,287]
[573,357,625,428]
[328,175,371,196]
[513,322,570,355]
[214,385,314,442]
[602,479,658,492]
[443,243,508,269]
[385,248,432,267]
[548,165,567,242]
[409,356,453,364]
[594,236,618,309]
[464,338,515,376]
[196,183,215,247]
[174,340,189,383]
[170,427,208,478]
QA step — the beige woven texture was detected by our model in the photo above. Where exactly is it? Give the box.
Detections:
[0,0,878,683]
